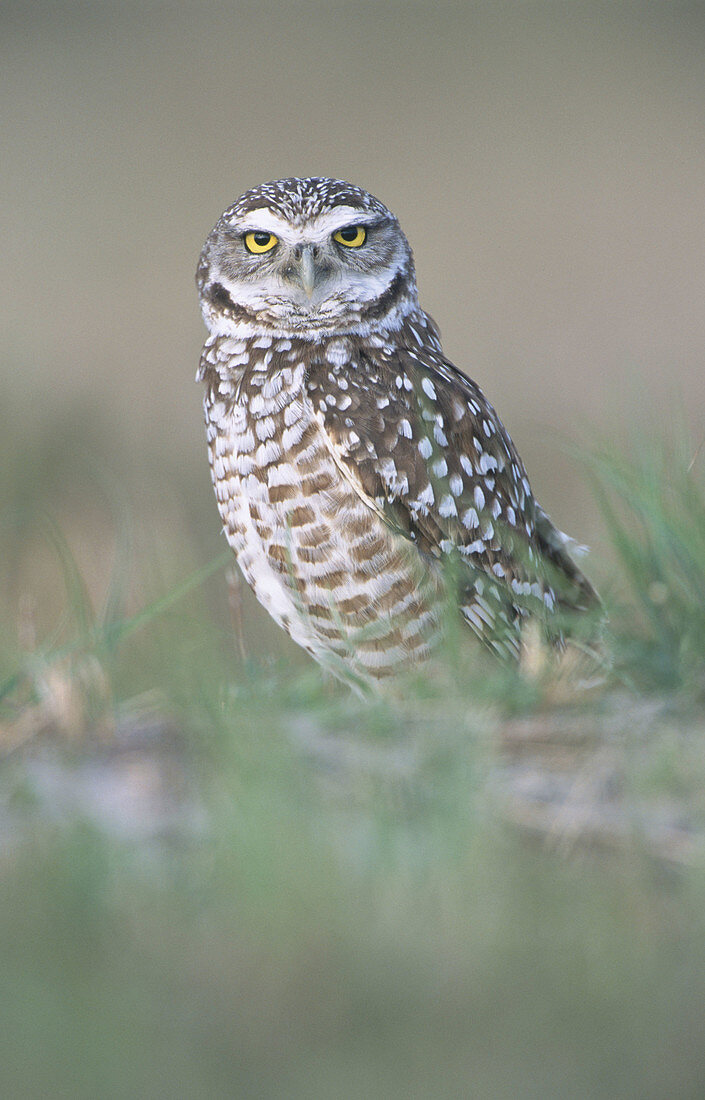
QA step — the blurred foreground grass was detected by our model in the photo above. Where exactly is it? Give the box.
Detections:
[2,405,705,1098]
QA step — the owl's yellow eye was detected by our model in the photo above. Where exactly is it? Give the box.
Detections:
[244,231,278,254]
[333,225,367,248]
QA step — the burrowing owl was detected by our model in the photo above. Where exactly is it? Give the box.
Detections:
[196,177,597,685]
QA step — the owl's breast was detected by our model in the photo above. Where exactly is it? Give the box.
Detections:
[203,350,442,680]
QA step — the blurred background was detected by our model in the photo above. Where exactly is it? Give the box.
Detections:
[4,0,705,642]
[3,3,705,1096]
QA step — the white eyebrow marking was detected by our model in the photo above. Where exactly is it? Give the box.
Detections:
[234,205,386,243]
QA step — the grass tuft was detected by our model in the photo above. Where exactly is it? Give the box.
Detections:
[589,432,705,697]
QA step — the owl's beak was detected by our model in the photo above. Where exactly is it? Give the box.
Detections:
[298,245,317,299]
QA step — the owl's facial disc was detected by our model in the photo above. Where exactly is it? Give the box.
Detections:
[201,201,415,333]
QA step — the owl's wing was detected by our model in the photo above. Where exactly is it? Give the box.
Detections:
[307,330,597,653]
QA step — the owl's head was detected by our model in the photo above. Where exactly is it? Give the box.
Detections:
[197,177,417,338]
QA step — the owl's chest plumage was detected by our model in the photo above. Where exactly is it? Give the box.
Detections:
[200,333,442,681]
